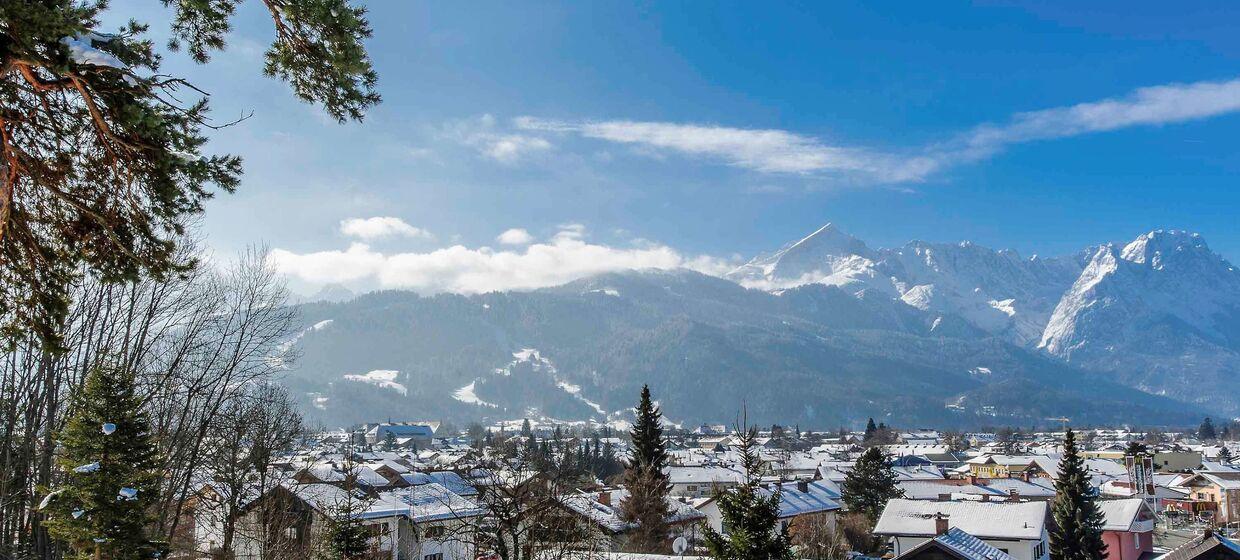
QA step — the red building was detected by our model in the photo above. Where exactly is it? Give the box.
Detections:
[1100,499,1157,560]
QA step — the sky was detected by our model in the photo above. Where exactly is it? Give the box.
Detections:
[106,1,1240,295]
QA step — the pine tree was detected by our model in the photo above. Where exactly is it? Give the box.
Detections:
[1199,417,1217,441]
[863,418,878,442]
[1049,429,1107,560]
[618,385,673,553]
[701,424,793,560]
[1,0,379,349]
[41,366,164,560]
[841,447,904,523]
[1219,446,1233,463]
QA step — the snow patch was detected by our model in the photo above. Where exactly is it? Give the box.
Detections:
[342,369,407,396]
[453,381,499,408]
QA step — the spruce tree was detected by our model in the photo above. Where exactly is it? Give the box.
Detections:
[1049,429,1107,560]
[618,385,673,553]
[319,467,374,560]
[863,418,878,442]
[41,366,164,560]
[701,424,793,560]
[1199,417,1217,441]
[841,447,904,523]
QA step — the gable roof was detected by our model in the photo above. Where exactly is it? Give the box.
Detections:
[772,481,842,518]
[1098,499,1154,532]
[899,528,1015,560]
[1156,532,1240,560]
[874,499,1047,540]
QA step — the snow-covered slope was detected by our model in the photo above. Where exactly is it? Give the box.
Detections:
[1037,231,1240,411]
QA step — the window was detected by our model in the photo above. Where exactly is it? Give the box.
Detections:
[424,525,445,539]
[686,485,698,492]
[424,554,443,560]
[1033,541,1046,559]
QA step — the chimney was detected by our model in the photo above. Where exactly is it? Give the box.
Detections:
[981,494,990,502]
[966,475,977,485]
[598,491,611,507]
[934,513,950,536]
[1008,490,1020,503]
[1021,471,1031,483]
[797,480,810,493]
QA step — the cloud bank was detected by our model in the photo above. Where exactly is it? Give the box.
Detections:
[269,225,733,294]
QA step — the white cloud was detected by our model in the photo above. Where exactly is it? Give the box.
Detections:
[496,228,535,245]
[516,116,933,181]
[515,76,1240,183]
[955,77,1240,160]
[445,114,552,163]
[268,226,736,294]
[340,217,433,240]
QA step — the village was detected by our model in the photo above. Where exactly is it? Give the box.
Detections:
[181,410,1240,560]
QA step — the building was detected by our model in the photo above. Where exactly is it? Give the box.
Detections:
[366,423,437,447]
[1173,472,1240,523]
[557,488,705,550]
[231,482,484,560]
[1154,530,1240,560]
[697,479,841,537]
[874,499,1049,560]
[1098,499,1156,560]
[665,465,744,498]
[894,526,1015,560]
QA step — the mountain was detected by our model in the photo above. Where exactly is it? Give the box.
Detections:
[727,223,1088,345]
[1040,231,1240,412]
[279,264,1206,430]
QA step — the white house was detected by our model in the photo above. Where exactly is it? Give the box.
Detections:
[874,499,1049,560]
[697,479,841,536]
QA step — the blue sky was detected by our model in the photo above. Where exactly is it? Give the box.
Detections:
[107,1,1240,294]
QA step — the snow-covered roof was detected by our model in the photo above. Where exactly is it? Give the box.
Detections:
[911,527,1015,560]
[559,489,705,534]
[771,481,841,518]
[366,482,484,522]
[665,465,744,485]
[1098,499,1152,532]
[874,499,1047,540]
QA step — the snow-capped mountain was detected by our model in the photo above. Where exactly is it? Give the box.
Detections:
[727,223,1087,345]
[279,224,1237,427]
[733,224,1240,411]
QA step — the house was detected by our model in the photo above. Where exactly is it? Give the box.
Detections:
[557,488,705,550]
[894,526,1014,560]
[366,423,437,448]
[232,482,483,560]
[1172,472,1240,523]
[697,480,841,536]
[963,456,1046,480]
[1154,530,1240,560]
[874,499,1049,560]
[665,465,744,498]
[1098,499,1156,560]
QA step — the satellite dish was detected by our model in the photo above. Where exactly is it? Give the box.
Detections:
[672,536,688,555]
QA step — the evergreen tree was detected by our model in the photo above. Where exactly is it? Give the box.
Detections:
[521,418,533,438]
[840,447,904,523]
[41,366,164,560]
[1199,417,1217,441]
[618,385,673,553]
[319,466,374,560]
[863,418,878,442]
[0,0,379,348]
[1124,441,1149,456]
[701,423,793,560]
[1219,446,1233,463]
[1049,429,1107,560]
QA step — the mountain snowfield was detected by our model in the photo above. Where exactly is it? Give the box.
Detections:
[280,224,1238,428]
